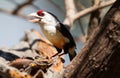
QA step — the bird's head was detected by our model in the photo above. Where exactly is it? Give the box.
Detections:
[28,10,59,25]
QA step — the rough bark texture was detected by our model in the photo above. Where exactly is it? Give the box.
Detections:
[63,0,120,78]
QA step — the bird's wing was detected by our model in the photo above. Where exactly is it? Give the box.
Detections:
[56,23,76,47]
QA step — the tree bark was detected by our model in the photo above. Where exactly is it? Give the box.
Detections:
[63,0,120,78]
[87,0,101,40]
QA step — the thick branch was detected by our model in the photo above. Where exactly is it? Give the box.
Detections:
[63,0,120,78]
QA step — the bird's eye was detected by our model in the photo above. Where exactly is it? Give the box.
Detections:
[37,10,45,16]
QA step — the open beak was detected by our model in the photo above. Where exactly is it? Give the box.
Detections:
[28,12,41,23]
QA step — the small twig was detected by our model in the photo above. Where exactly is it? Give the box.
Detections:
[12,0,34,14]
[73,0,115,21]
[0,8,28,19]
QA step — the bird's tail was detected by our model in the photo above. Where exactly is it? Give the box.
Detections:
[68,50,77,61]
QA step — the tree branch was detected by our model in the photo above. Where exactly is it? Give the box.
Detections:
[63,0,76,27]
[63,0,115,28]
[63,0,120,78]
[12,0,34,14]
[73,0,115,21]
[87,0,101,40]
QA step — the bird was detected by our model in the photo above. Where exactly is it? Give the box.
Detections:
[28,10,76,61]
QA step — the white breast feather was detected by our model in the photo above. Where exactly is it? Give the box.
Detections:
[44,25,56,34]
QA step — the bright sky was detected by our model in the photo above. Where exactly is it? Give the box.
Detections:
[0,12,40,47]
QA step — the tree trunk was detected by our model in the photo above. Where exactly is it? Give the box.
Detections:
[63,0,120,78]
